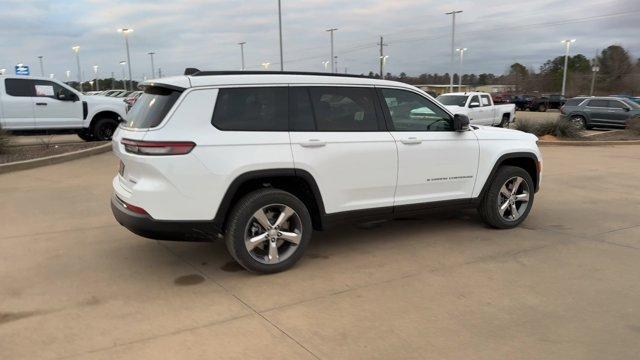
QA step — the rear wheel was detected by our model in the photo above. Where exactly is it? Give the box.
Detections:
[478,166,534,229]
[537,104,547,112]
[77,129,94,142]
[92,118,118,141]
[225,188,312,274]
[498,114,510,128]
[570,115,588,130]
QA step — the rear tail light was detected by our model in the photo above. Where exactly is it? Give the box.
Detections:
[560,106,565,114]
[116,196,149,216]
[121,139,195,156]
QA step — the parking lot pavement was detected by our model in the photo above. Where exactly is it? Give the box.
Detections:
[1,146,640,359]
[8,133,84,146]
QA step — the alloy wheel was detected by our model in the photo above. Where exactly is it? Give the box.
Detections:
[497,176,530,221]
[244,204,303,265]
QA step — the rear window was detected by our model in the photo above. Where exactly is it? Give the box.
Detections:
[565,98,585,106]
[125,86,182,129]
[212,87,288,131]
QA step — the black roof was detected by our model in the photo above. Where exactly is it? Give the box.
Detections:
[184,68,369,79]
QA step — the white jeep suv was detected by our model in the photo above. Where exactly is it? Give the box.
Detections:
[111,70,542,273]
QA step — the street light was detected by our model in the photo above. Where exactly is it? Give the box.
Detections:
[322,60,330,72]
[379,55,389,79]
[238,42,246,71]
[261,62,271,70]
[147,52,156,78]
[119,61,127,88]
[93,65,99,91]
[325,28,338,73]
[65,70,71,81]
[49,73,54,79]
[38,56,44,76]
[590,63,600,96]
[89,80,94,90]
[72,46,82,90]
[117,28,134,90]
[0,69,5,75]
[456,48,467,91]
[446,10,463,92]
[560,39,576,96]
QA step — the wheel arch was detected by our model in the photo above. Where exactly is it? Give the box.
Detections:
[479,152,540,200]
[89,110,122,130]
[212,169,326,233]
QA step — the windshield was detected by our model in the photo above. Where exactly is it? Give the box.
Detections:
[436,95,468,107]
[125,86,182,128]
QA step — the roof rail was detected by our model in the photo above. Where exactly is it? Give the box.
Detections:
[183,68,370,79]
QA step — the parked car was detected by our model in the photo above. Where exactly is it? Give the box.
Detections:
[123,91,143,110]
[111,70,542,273]
[491,93,512,104]
[0,75,127,140]
[514,94,565,112]
[561,96,640,129]
[436,92,516,127]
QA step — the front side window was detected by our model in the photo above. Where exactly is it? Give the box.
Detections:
[608,100,633,109]
[212,87,288,131]
[382,88,452,132]
[309,87,378,131]
[32,80,75,99]
[436,94,468,107]
[469,95,480,107]
[126,86,182,129]
[5,79,36,97]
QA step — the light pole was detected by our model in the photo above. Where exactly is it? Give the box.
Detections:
[65,70,71,83]
[277,0,284,71]
[38,56,44,76]
[446,10,462,92]
[117,28,134,90]
[119,61,127,88]
[93,65,99,91]
[72,46,82,90]
[590,63,600,96]
[147,52,156,78]
[560,39,576,96]
[49,73,54,79]
[456,48,467,91]
[379,55,389,79]
[322,60,330,72]
[0,69,5,75]
[238,42,246,70]
[261,62,271,70]
[325,28,338,73]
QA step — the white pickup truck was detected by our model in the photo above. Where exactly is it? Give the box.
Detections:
[436,92,515,127]
[0,75,127,141]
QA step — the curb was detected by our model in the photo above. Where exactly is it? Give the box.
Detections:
[538,140,640,146]
[0,143,112,174]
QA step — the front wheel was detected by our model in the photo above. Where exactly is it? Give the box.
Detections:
[225,189,312,274]
[478,166,534,229]
[92,118,118,141]
[77,129,94,142]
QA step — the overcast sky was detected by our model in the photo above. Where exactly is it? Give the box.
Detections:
[1,0,638,81]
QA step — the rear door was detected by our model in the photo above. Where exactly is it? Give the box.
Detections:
[32,80,83,128]
[380,87,479,206]
[289,85,397,215]
[2,78,35,129]
[585,99,609,124]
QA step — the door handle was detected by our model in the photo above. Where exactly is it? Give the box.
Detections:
[300,139,326,148]
[400,137,422,145]
[35,102,47,106]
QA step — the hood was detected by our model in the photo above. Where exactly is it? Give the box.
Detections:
[442,105,466,114]
[472,125,538,142]
[84,95,127,106]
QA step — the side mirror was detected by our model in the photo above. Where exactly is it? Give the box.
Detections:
[453,114,470,131]
[624,107,630,112]
[469,102,480,108]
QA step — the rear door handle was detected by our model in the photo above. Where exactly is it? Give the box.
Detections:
[400,137,422,145]
[35,102,47,106]
[300,139,326,148]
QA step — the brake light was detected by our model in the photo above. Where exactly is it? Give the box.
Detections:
[560,106,565,114]
[121,139,195,155]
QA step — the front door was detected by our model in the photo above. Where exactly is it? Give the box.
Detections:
[289,86,397,214]
[32,80,83,128]
[379,87,479,206]
[606,100,633,126]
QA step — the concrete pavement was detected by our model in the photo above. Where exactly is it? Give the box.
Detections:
[1,146,639,359]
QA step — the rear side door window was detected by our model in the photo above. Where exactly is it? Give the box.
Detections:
[289,87,315,131]
[587,99,608,107]
[308,87,380,131]
[5,79,36,97]
[212,87,288,131]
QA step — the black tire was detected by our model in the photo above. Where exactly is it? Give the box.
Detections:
[478,165,534,229]
[225,188,312,274]
[537,104,547,112]
[77,129,94,142]
[92,118,118,141]
[498,114,510,128]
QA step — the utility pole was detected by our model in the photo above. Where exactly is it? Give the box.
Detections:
[456,48,467,92]
[148,52,156,78]
[334,56,338,74]
[238,42,246,70]
[37,56,44,76]
[590,51,599,96]
[277,0,284,71]
[158,68,162,78]
[110,72,115,89]
[445,10,462,92]
[378,36,388,79]
[118,28,134,90]
[560,39,576,96]
[326,28,338,73]
[93,65,99,91]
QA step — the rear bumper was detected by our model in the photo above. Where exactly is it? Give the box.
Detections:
[111,195,220,241]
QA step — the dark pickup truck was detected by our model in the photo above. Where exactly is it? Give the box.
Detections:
[514,94,566,112]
